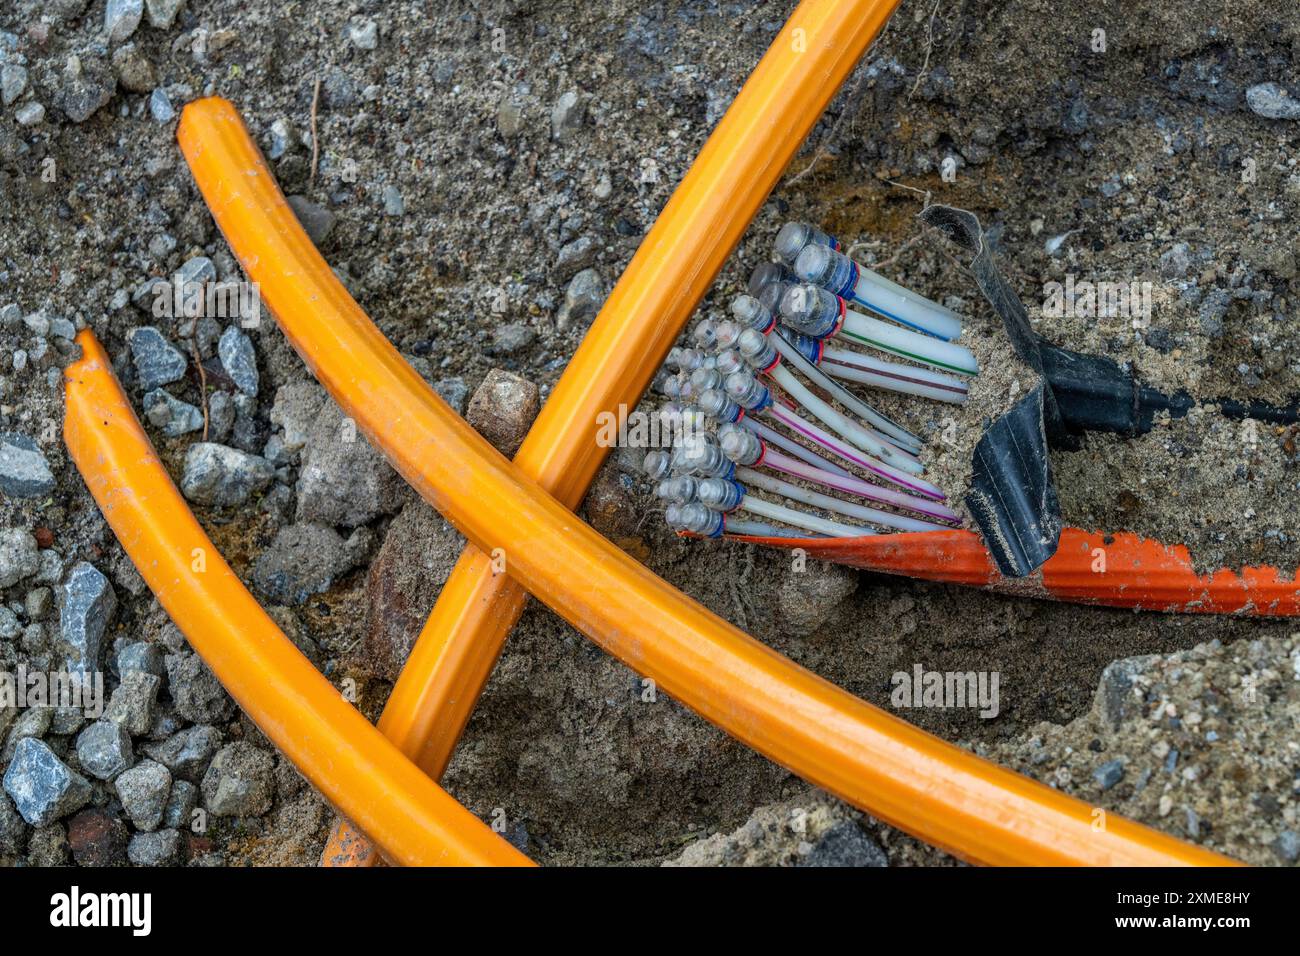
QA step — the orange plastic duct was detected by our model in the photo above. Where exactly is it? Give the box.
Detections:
[178,96,1234,866]
[736,528,1300,614]
[325,0,909,867]
[62,331,531,868]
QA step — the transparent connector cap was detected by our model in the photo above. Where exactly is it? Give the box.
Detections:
[794,243,855,295]
[692,320,718,350]
[715,349,745,376]
[756,279,791,317]
[697,477,744,512]
[689,366,723,392]
[731,294,775,333]
[737,327,777,369]
[773,221,834,267]
[778,282,840,338]
[723,369,771,411]
[713,320,743,351]
[671,433,733,478]
[642,449,671,480]
[719,424,764,465]
[655,475,698,505]
[747,261,792,298]
[666,501,724,536]
[698,388,740,423]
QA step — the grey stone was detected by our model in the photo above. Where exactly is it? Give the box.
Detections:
[162,779,197,828]
[176,255,216,287]
[0,792,24,856]
[1246,82,1300,121]
[2,707,51,763]
[287,195,336,246]
[164,653,233,724]
[1273,830,1300,863]
[497,98,523,138]
[382,184,405,216]
[61,562,117,681]
[143,388,203,436]
[0,529,38,587]
[492,322,536,354]
[148,87,174,123]
[114,758,171,831]
[433,377,469,415]
[23,582,50,621]
[145,0,186,29]
[295,400,402,528]
[58,55,116,123]
[104,0,144,44]
[1094,655,1159,730]
[104,671,160,736]
[75,720,134,780]
[1093,758,1125,791]
[201,742,274,817]
[14,102,43,126]
[555,235,598,277]
[145,725,220,781]
[22,311,49,336]
[797,820,888,867]
[555,268,604,330]
[128,326,187,391]
[550,90,584,141]
[207,391,236,442]
[1159,242,1192,279]
[110,43,154,93]
[267,119,293,159]
[217,325,258,396]
[0,607,19,640]
[270,381,326,452]
[117,642,163,678]
[1,64,27,106]
[127,827,180,865]
[0,433,55,498]
[465,368,540,457]
[49,706,85,736]
[180,442,274,508]
[49,317,76,341]
[251,522,369,605]
[348,18,378,50]
[3,738,92,826]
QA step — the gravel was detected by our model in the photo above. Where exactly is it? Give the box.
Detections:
[180,442,275,508]
[144,725,222,782]
[0,529,38,588]
[114,759,172,831]
[3,738,92,827]
[465,368,540,457]
[60,561,117,681]
[128,326,187,392]
[201,742,274,817]
[217,325,259,396]
[75,720,135,781]
[0,433,55,498]
[127,827,181,866]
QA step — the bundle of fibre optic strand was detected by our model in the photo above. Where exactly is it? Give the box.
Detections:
[644,221,979,540]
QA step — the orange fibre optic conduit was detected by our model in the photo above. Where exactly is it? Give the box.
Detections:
[735,528,1300,615]
[178,98,1233,867]
[323,0,909,867]
[63,332,531,868]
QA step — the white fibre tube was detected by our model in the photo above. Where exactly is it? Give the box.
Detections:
[737,466,945,533]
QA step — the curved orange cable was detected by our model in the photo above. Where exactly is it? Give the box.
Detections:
[178,96,1234,867]
[63,332,531,868]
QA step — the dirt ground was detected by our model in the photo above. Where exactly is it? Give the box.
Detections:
[0,0,1298,867]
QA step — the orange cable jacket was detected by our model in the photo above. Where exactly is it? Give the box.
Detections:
[178,96,1234,867]
[327,0,911,867]
[62,333,531,868]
